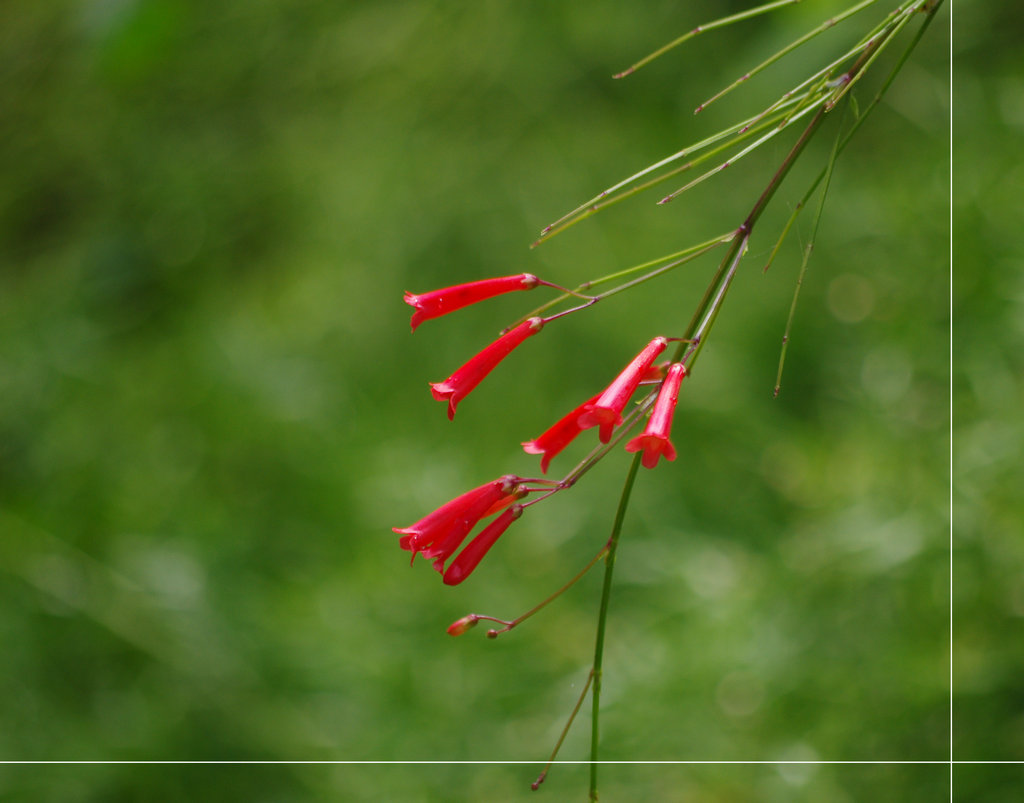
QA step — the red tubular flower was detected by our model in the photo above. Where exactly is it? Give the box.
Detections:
[578,336,668,443]
[443,505,523,586]
[417,485,502,571]
[394,475,519,561]
[522,392,601,473]
[625,362,687,468]
[405,274,540,331]
[430,317,544,420]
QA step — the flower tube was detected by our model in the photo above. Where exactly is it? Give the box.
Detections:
[430,317,544,420]
[443,505,523,586]
[405,274,539,331]
[394,475,519,560]
[522,393,601,474]
[418,486,512,571]
[625,362,687,468]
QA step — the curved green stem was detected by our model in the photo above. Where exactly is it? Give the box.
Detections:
[589,451,643,801]
[533,107,798,245]
[482,543,610,638]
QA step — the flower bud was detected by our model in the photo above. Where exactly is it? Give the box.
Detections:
[446,614,480,636]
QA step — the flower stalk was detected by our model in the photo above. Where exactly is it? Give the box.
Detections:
[589,451,643,801]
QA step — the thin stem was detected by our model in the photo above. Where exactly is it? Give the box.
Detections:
[534,279,594,300]
[775,97,848,396]
[533,109,795,246]
[762,200,804,275]
[589,451,643,802]
[612,0,800,79]
[695,0,880,114]
[658,99,823,205]
[509,234,733,333]
[676,236,741,360]
[539,299,599,325]
[590,239,728,303]
[824,5,916,110]
[531,670,594,792]
[764,0,944,272]
[587,233,734,291]
[684,232,750,370]
[558,395,654,490]
[482,543,610,638]
[668,103,830,366]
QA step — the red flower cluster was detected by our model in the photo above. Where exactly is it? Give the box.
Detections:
[398,274,690,584]
[393,475,524,585]
[522,339,687,474]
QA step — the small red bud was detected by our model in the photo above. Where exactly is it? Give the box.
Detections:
[446,614,480,636]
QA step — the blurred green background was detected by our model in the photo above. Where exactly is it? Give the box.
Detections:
[0,0,999,800]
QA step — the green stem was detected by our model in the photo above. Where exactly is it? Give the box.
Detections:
[657,99,824,205]
[513,233,733,329]
[695,0,880,114]
[767,0,944,275]
[825,6,916,110]
[483,543,610,638]
[669,100,830,368]
[681,231,750,371]
[612,0,800,78]
[589,451,643,801]
[532,670,594,792]
[774,96,849,396]
[532,108,796,246]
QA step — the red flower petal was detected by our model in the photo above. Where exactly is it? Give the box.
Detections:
[522,393,601,473]
[578,337,667,443]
